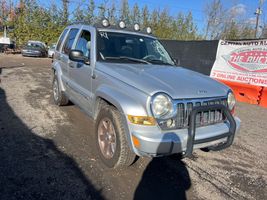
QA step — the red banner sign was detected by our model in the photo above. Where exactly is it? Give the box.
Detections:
[210,40,267,87]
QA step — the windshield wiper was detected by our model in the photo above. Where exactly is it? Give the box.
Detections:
[104,56,151,64]
[146,59,174,66]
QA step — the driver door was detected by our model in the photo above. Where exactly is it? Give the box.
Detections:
[68,28,94,115]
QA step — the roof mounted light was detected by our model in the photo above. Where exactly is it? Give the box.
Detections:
[134,23,140,31]
[119,21,126,29]
[102,18,110,27]
[146,27,152,34]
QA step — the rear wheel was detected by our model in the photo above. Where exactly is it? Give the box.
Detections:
[95,103,136,168]
[52,75,69,106]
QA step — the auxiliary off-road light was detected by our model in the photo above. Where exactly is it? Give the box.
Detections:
[102,18,110,27]
[166,119,176,128]
[134,23,140,31]
[119,21,126,29]
[127,115,156,126]
[146,27,152,34]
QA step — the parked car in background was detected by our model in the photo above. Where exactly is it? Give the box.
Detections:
[21,41,47,57]
[48,43,56,58]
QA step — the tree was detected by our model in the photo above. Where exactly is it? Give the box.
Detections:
[154,8,172,39]
[85,0,95,24]
[61,0,69,25]
[222,21,239,39]
[107,1,116,24]
[0,0,8,25]
[240,25,254,39]
[184,12,198,40]
[131,3,141,24]
[9,0,64,45]
[97,1,108,21]
[73,4,85,22]
[5,0,201,45]
[204,0,225,40]
[120,0,130,22]
[141,5,149,27]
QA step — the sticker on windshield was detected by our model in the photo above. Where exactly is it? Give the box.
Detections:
[100,32,109,39]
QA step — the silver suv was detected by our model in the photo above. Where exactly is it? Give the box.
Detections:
[52,20,241,168]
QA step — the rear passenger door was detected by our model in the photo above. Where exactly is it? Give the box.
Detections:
[54,28,69,84]
[68,28,94,115]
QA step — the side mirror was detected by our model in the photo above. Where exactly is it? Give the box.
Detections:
[69,50,86,63]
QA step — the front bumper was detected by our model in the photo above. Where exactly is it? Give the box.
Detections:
[129,105,241,157]
[22,51,43,57]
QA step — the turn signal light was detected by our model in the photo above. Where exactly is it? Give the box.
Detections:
[132,135,140,148]
[127,115,156,126]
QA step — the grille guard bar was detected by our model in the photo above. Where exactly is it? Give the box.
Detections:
[184,104,236,157]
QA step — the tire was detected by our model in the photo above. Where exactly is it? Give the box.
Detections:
[95,103,136,168]
[52,75,69,106]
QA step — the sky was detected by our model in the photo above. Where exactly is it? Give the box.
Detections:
[35,0,267,33]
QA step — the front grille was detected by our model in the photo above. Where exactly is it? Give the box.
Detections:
[176,99,227,129]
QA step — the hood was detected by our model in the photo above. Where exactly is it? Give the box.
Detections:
[96,62,229,99]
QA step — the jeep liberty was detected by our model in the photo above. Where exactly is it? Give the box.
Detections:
[52,19,241,168]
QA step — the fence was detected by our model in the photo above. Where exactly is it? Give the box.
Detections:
[161,40,219,75]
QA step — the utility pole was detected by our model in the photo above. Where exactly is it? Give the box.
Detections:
[255,0,263,38]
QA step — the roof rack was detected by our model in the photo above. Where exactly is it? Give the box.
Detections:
[68,20,154,36]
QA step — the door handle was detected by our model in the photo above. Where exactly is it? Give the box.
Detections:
[69,63,82,68]
[68,61,76,68]
[69,64,75,68]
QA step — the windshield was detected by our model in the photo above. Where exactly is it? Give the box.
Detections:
[26,42,44,49]
[97,31,175,65]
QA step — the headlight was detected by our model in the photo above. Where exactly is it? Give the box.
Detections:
[227,92,236,111]
[151,94,173,118]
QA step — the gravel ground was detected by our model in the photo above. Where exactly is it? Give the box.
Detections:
[0,54,266,200]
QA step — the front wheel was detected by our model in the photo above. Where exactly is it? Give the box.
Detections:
[95,104,136,168]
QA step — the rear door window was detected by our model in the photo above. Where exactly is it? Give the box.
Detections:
[62,28,79,55]
[56,29,68,51]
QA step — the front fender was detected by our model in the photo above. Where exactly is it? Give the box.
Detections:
[94,85,150,154]
[94,85,149,117]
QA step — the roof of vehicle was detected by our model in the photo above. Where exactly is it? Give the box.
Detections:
[66,22,156,39]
